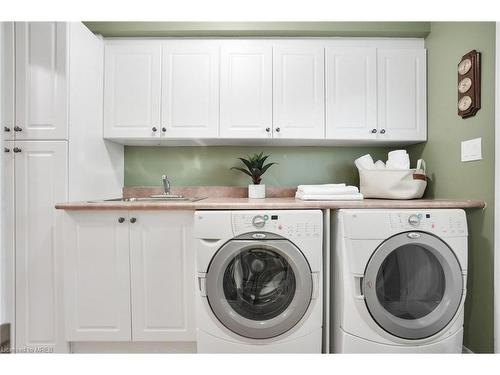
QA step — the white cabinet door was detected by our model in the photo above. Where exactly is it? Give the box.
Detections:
[220,41,272,139]
[15,141,68,352]
[1,141,15,344]
[130,212,195,341]
[63,211,131,341]
[377,49,427,141]
[326,47,377,140]
[15,22,68,140]
[273,44,325,139]
[161,41,219,138]
[2,22,15,140]
[104,42,162,139]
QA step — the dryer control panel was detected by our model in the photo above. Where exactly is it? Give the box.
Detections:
[232,210,322,239]
[390,212,466,235]
[340,209,468,239]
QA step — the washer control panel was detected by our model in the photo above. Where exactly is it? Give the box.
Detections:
[232,211,322,238]
[390,212,466,235]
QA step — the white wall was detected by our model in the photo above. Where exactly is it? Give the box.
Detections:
[0,21,4,326]
[494,21,500,354]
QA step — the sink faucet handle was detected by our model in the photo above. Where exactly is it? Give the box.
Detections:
[162,174,171,195]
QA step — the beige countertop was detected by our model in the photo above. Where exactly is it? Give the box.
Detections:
[55,197,486,211]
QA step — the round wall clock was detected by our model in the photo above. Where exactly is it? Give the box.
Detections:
[458,96,472,111]
[458,59,472,75]
[458,77,472,94]
[457,50,481,118]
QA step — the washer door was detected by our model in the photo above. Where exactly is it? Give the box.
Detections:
[364,231,463,340]
[205,238,313,339]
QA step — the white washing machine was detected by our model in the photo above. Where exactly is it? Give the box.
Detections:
[333,209,467,353]
[194,210,323,353]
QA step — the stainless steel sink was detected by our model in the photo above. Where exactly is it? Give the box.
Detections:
[88,196,206,203]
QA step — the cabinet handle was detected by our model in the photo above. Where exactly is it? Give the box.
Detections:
[380,129,386,134]
[130,217,137,223]
[4,147,10,153]
[275,127,280,133]
[371,128,377,134]
[14,126,22,132]
[13,147,21,153]
[152,127,158,132]
[161,127,167,133]
[4,126,10,132]
[118,217,125,223]
[265,127,271,133]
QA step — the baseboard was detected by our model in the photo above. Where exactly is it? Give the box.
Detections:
[70,341,196,353]
[462,345,474,354]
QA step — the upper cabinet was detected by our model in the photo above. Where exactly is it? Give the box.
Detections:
[15,22,68,140]
[220,41,272,139]
[162,41,219,138]
[377,49,427,142]
[104,42,162,139]
[2,23,15,140]
[273,44,325,139]
[326,47,377,140]
[102,39,426,145]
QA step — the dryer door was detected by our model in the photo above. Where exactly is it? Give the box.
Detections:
[205,237,313,339]
[363,231,463,340]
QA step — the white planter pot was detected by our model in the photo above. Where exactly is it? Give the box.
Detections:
[248,184,266,199]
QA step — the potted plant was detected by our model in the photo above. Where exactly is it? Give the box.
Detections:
[231,152,277,199]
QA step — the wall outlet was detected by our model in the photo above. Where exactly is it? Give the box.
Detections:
[461,138,482,162]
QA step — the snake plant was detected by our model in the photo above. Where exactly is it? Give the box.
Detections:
[231,152,277,185]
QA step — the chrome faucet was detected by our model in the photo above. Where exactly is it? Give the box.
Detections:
[162,175,171,195]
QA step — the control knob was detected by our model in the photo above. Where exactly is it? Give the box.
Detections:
[252,215,266,229]
[408,214,421,227]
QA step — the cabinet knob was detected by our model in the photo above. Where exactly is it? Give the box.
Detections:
[380,129,386,134]
[130,217,137,223]
[14,126,22,132]
[4,147,10,153]
[152,127,158,132]
[275,127,280,133]
[265,127,271,133]
[371,128,378,134]
[4,126,10,132]
[161,127,167,133]
[118,217,125,223]
[13,147,22,153]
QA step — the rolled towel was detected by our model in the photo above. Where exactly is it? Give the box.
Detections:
[296,191,364,201]
[374,160,386,169]
[354,154,375,170]
[387,149,410,170]
[298,185,359,195]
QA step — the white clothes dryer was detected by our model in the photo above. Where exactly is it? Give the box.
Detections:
[332,209,467,353]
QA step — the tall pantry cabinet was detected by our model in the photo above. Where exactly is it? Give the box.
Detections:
[1,22,124,353]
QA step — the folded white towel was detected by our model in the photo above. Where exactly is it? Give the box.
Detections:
[297,183,346,189]
[297,186,359,195]
[295,192,364,201]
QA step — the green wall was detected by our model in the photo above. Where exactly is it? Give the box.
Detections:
[408,22,496,353]
[124,146,391,187]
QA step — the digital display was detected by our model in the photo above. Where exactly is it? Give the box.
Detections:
[426,214,431,218]
[271,215,278,220]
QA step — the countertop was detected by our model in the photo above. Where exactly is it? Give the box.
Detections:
[55,197,486,211]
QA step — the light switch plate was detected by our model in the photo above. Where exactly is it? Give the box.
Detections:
[461,137,482,162]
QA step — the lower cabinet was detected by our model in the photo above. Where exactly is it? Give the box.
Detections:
[63,211,196,342]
